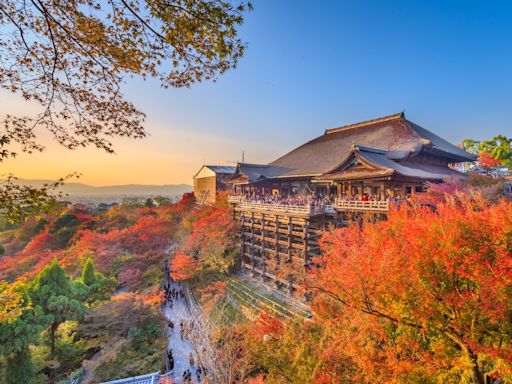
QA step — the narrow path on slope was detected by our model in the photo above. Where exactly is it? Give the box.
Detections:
[163,280,214,384]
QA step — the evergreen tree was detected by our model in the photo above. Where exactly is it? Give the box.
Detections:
[0,282,43,384]
[29,259,85,365]
[5,347,35,384]
[81,258,96,286]
[78,258,116,305]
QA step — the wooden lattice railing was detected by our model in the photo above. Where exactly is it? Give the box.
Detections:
[334,199,389,212]
[228,195,390,214]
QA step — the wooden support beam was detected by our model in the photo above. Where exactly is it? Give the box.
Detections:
[261,213,266,280]
[250,211,255,275]
[288,217,293,262]
[274,214,279,264]
[303,221,309,269]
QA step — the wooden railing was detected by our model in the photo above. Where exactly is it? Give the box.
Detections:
[335,199,389,212]
[238,201,325,216]
[228,195,390,214]
[227,195,244,204]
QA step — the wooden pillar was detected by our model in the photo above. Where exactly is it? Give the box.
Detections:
[287,216,293,263]
[240,212,246,271]
[261,213,266,280]
[274,214,279,264]
[250,211,255,275]
[303,221,309,269]
[380,182,385,200]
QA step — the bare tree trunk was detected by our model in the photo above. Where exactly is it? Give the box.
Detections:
[445,331,484,384]
[468,349,485,384]
[49,322,59,384]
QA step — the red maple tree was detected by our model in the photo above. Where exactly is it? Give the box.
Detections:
[478,151,501,168]
[308,194,512,383]
[170,252,199,281]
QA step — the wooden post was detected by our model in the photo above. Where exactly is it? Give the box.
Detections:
[250,211,255,275]
[274,214,279,264]
[303,221,309,269]
[261,213,266,280]
[240,212,246,271]
[287,216,292,263]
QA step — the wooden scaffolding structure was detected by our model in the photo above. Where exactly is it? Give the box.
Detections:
[233,208,334,294]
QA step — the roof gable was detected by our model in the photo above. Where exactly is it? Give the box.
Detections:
[270,112,476,177]
[316,144,466,182]
[193,165,236,179]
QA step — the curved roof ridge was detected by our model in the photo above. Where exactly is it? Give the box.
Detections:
[325,112,405,135]
[238,162,270,167]
[353,144,387,154]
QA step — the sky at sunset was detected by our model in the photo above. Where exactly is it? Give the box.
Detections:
[2,0,511,186]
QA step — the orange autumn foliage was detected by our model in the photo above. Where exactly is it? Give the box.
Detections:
[478,151,501,168]
[309,194,512,383]
[246,374,266,384]
[170,252,199,281]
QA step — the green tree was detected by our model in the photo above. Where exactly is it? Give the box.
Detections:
[121,197,145,208]
[29,259,85,367]
[144,197,156,208]
[5,347,36,384]
[0,282,43,384]
[153,196,172,206]
[81,258,96,286]
[462,138,480,155]
[78,258,116,304]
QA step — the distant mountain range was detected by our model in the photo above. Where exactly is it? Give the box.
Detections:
[9,179,193,197]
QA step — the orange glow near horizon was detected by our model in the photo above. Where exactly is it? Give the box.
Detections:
[0,90,277,186]
[1,130,246,186]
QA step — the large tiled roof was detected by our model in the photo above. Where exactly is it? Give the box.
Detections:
[317,145,466,181]
[270,112,476,177]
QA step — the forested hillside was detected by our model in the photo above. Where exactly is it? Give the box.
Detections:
[1,182,512,384]
[0,194,200,383]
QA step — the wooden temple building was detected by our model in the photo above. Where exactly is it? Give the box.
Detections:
[198,113,476,294]
[193,165,236,204]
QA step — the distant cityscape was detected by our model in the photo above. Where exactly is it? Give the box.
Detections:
[10,179,193,205]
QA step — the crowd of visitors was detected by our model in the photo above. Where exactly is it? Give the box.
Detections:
[243,192,331,208]
[234,191,405,208]
[163,268,209,384]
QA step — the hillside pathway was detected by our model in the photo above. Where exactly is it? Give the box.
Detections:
[163,280,213,384]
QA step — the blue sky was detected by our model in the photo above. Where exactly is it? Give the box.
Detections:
[4,0,512,184]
